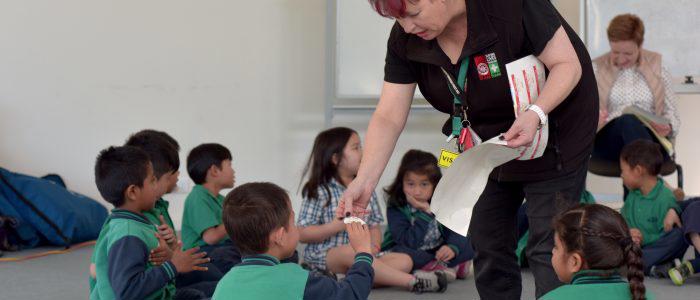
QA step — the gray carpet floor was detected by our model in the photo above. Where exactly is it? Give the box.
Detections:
[1,245,699,299]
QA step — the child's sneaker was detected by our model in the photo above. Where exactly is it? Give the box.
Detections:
[410,270,448,293]
[456,260,471,279]
[442,267,457,282]
[650,258,681,278]
[669,261,695,286]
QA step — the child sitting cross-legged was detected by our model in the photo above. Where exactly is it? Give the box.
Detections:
[89,146,210,300]
[380,149,473,281]
[619,140,688,278]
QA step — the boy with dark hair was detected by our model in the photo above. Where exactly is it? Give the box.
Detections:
[134,129,181,194]
[90,146,210,300]
[181,143,238,272]
[619,140,688,277]
[125,131,180,243]
[212,182,374,300]
[91,130,184,281]
[137,129,181,152]
[126,130,223,296]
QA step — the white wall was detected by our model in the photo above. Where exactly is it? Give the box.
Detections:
[0,0,330,229]
[0,1,447,230]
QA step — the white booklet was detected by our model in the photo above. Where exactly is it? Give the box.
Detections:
[505,55,549,160]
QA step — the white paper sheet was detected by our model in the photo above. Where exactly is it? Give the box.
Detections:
[431,137,521,236]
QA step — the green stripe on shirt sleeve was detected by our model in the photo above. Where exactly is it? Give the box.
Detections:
[354,253,374,265]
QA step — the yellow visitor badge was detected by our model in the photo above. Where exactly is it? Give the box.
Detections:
[438,148,459,168]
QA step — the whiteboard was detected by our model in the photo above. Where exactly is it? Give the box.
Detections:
[585,0,700,78]
[335,0,396,99]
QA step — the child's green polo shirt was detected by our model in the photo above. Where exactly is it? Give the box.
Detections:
[621,179,679,246]
[181,185,229,249]
[90,209,177,300]
[143,198,175,229]
[540,269,654,300]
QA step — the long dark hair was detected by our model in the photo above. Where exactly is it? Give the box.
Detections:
[384,149,441,208]
[300,127,357,201]
[554,204,646,300]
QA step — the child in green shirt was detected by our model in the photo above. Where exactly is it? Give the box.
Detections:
[212,182,375,300]
[619,140,687,277]
[125,130,181,249]
[181,143,239,273]
[541,204,653,300]
[126,130,223,295]
[89,146,210,300]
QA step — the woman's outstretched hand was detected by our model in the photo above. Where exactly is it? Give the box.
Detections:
[336,178,372,219]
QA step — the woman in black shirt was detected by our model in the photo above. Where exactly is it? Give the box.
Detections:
[339,0,598,299]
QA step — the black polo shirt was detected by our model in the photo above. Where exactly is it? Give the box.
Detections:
[384,0,598,181]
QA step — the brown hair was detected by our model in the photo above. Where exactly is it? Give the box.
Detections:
[223,182,291,256]
[620,140,663,176]
[384,149,441,208]
[607,14,645,46]
[554,204,646,300]
[300,127,357,201]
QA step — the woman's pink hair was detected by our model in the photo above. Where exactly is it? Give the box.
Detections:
[368,0,408,18]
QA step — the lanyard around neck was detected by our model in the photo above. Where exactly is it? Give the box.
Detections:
[440,58,469,140]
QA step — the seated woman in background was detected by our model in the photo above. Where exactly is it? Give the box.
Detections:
[593,13,680,162]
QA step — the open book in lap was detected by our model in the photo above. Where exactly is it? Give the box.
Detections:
[622,105,674,156]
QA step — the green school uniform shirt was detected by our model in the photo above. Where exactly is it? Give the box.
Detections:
[621,179,680,246]
[181,185,229,249]
[90,209,176,300]
[540,269,654,300]
[143,198,175,229]
[212,255,308,300]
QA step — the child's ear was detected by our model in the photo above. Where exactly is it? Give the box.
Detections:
[632,165,645,176]
[124,184,139,202]
[270,227,285,247]
[331,153,339,166]
[568,252,584,274]
[207,165,219,179]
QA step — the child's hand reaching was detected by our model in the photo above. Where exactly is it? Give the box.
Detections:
[435,245,456,262]
[346,222,373,255]
[157,215,177,248]
[406,194,431,213]
[630,228,643,246]
[663,209,682,232]
[170,240,210,273]
[150,233,174,266]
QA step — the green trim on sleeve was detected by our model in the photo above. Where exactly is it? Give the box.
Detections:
[354,253,374,265]
[447,244,460,256]
[162,261,176,279]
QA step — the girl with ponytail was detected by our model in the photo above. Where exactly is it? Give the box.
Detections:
[541,204,651,300]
